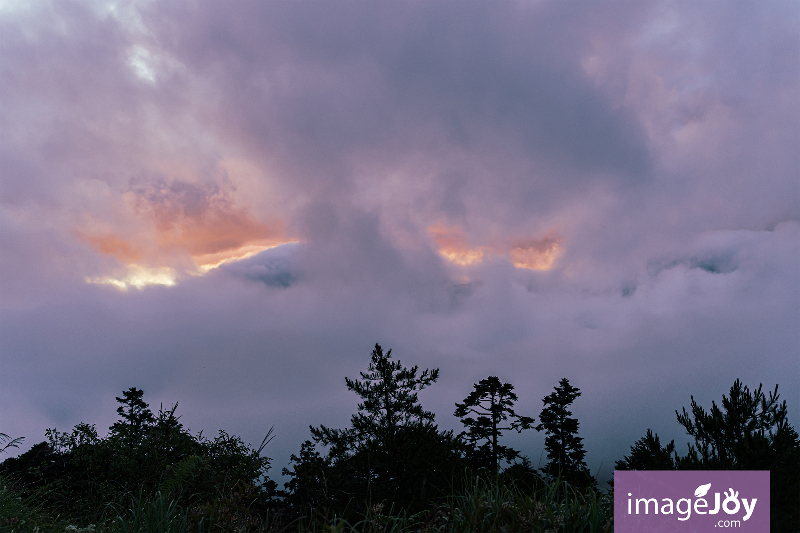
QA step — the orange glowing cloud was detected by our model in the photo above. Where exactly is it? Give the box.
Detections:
[129,179,288,268]
[85,265,178,290]
[429,224,563,271]
[428,224,489,266]
[81,233,144,264]
[79,179,295,288]
[508,234,563,271]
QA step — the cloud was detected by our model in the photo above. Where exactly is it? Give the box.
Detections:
[218,243,299,288]
[428,224,489,266]
[509,235,563,271]
[123,178,287,265]
[0,0,797,486]
[72,177,292,288]
[429,224,563,271]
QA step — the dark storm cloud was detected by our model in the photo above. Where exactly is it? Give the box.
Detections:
[0,0,798,484]
[144,0,653,197]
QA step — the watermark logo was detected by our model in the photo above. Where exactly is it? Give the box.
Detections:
[614,470,769,532]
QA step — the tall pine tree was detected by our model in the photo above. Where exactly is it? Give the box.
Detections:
[110,387,155,444]
[455,376,534,473]
[310,343,439,451]
[288,344,465,514]
[537,378,594,487]
[676,379,799,531]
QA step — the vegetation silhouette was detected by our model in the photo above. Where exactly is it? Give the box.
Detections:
[0,432,23,455]
[454,376,535,475]
[0,387,275,529]
[536,378,595,489]
[616,379,799,531]
[1,353,796,532]
[283,343,467,518]
[614,428,676,470]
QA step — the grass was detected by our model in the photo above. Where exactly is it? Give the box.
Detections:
[0,475,612,533]
[110,491,195,533]
[444,476,612,533]
[267,476,612,532]
[0,476,72,533]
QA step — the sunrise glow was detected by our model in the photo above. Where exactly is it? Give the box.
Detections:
[437,248,487,266]
[193,241,299,272]
[83,239,301,289]
[428,224,488,266]
[86,265,177,290]
[73,175,297,290]
[429,224,563,271]
[509,236,563,271]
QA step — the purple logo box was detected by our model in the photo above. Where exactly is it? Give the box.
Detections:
[614,470,769,532]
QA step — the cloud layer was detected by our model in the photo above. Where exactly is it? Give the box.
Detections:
[1,0,798,481]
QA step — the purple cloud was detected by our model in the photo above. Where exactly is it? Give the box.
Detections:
[0,0,797,483]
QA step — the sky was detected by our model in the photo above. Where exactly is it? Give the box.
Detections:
[1,0,798,484]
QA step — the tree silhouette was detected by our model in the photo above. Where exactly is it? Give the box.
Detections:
[617,380,799,531]
[455,376,534,473]
[536,378,594,487]
[615,428,676,470]
[287,343,465,514]
[282,440,333,509]
[676,379,795,468]
[110,387,155,443]
[1,388,275,525]
[675,379,799,531]
[311,343,439,451]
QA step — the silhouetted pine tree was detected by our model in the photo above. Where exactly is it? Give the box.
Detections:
[537,378,595,488]
[675,379,799,532]
[286,343,467,515]
[110,387,155,441]
[617,380,799,531]
[455,376,534,474]
[311,343,439,451]
[615,428,676,470]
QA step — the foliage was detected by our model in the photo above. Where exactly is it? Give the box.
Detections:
[445,474,612,533]
[112,490,194,533]
[0,388,275,527]
[0,432,24,455]
[497,457,546,495]
[614,429,676,471]
[8,361,794,532]
[675,379,799,532]
[284,344,468,518]
[454,376,535,474]
[0,474,71,533]
[536,378,595,489]
[110,387,155,443]
[310,344,440,453]
[188,481,266,533]
[675,379,795,468]
[617,379,799,532]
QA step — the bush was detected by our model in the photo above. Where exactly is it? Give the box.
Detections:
[0,389,276,527]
